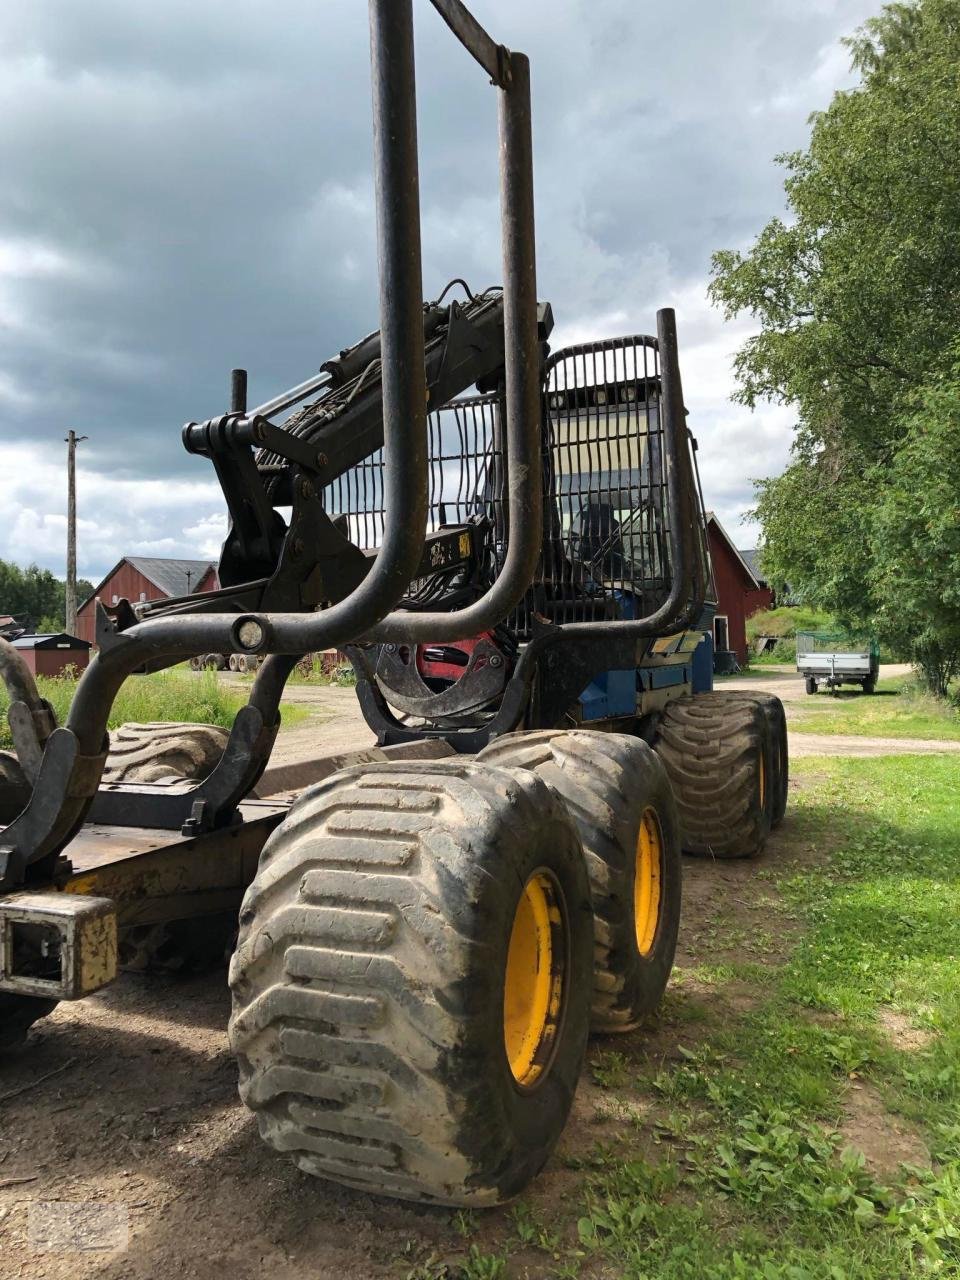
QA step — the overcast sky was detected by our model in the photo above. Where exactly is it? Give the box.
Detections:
[0,0,877,585]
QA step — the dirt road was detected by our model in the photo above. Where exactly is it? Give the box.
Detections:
[0,820,810,1280]
[720,662,913,707]
[268,665,948,765]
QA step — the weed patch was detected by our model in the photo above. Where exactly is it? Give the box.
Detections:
[0,669,308,749]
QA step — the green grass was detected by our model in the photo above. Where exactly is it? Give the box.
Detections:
[792,676,960,740]
[401,755,960,1279]
[560,756,960,1279]
[0,669,308,749]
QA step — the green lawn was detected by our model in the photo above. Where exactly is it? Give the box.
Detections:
[0,668,308,750]
[397,755,960,1279]
[792,676,960,741]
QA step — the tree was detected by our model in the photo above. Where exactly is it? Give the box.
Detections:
[0,560,95,632]
[870,358,960,696]
[710,0,960,691]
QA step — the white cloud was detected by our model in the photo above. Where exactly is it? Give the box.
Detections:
[0,0,876,580]
[0,442,226,582]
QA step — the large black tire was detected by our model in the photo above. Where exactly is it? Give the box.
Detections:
[0,994,58,1051]
[863,675,877,695]
[228,759,593,1206]
[805,676,817,696]
[686,692,788,829]
[103,722,229,784]
[477,730,681,1034]
[652,693,773,859]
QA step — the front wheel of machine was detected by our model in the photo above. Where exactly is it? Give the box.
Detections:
[477,731,681,1034]
[228,759,593,1207]
[652,693,773,859]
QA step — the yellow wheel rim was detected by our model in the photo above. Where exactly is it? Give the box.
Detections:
[634,807,662,956]
[503,872,564,1088]
[759,752,766,811]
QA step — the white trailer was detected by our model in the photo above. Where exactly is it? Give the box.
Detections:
[796,631,880,694]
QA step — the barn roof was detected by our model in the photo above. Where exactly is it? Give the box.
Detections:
[125,557,214,599]
[79,556,215,610]
[737,547,767,586]
[705,512,764,589]
[11,633,91,650]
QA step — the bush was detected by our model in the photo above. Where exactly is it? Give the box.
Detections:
[745,607,837,664]
[745,606,836,646]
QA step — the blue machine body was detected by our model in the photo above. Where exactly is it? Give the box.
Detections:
[576,594,716,723]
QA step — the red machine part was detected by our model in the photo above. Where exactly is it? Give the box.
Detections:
[416,631,500,682]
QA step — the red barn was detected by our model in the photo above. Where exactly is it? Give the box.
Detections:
[706,514,773,664]
[76,557,219,646]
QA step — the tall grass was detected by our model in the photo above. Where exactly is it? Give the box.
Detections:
[0,669,303,751]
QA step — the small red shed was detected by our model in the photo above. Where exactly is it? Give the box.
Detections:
[11,633,92,677]
[706,514,774,664]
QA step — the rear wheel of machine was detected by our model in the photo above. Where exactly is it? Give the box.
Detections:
[477,730,681,1034]
[863,675,877,695]
[805,676,817,696]
[0,994,58,1051]
[102,722,229,784]
[652,693,772,859]
[688,692,788,829]
[0,750,31,823]
[228,759,593,1206]
[104,723,233,971]
[118,912,239,973]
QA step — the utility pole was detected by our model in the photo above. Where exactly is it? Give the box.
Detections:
[65,430,88,636]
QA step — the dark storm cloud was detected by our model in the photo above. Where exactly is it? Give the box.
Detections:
[0,0,877,576]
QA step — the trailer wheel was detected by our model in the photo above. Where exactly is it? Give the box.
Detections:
[805,676,817,696]
[0,994,58,1051]
[103,722,229,784]
[229,759,593,1206]
[652,693,772,859]
[862,676,877,695]
[478,731,681,1033]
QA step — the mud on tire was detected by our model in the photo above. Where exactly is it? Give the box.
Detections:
[478,730,681,1033]
[228,759,593,1206]
[652,692,773,858]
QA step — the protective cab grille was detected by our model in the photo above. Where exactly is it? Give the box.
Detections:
[321,335,672,638]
